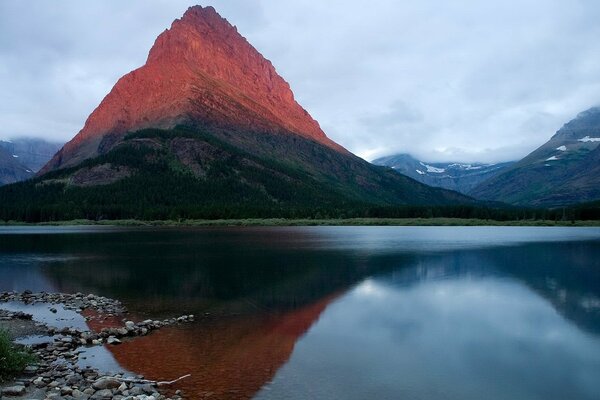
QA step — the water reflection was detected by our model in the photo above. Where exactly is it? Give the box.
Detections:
[0,227,599,399]
[106,294,339,399]
[257,276,600,399]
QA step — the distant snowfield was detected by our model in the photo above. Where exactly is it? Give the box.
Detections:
[546,156,559,161]
[556,145,567,151]
[416,169,425,175]
[420,162,445,173]
[450,163,484,170]
[578,136,600,143]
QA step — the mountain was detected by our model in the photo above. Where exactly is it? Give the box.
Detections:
[0,6,472,221]
[0,137,63,186]
[372,154,514,194]
[470,107,600,207]
[0,138,63,172]
[0,145,33,185]
[40,6,343,174]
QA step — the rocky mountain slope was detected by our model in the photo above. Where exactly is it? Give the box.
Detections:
[40,6,344,174]
[0,138,63,172]
[471,107,600,206]
[1,6,472,221]
[0,145,33,185]
[373,154,514,194]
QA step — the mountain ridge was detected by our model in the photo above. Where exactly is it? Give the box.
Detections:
[470,107,600,206]
[41,5,344,174]
[372,153,514,194]
[1,6,474,222]
[0,145,33,185]
[0,126,474,222]
[1,137,63,172]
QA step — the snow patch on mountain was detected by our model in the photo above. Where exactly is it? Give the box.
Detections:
[546,156,559,161]
[556,145,567,151]
[447,163,493,171]
[578,136,600,143]
[420,162,445,173]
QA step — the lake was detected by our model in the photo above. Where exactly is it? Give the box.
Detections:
[1,226,599,400]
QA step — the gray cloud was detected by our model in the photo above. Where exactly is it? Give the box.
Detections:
[1,0,600,163]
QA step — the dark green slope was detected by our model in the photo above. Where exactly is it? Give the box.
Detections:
[0,127,473,221]
[470,107,600,206]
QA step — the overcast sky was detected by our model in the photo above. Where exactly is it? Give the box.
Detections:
[1,0,600,162]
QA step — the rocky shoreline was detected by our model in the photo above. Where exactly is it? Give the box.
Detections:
[0,291,194,400]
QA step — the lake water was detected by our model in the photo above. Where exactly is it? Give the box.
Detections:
[1,226,599,400]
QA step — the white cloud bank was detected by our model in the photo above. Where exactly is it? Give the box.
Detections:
[1,0,600,163]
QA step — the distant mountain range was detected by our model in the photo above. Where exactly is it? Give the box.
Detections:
[470,107,600,207]
[372,154,514,195]
[0,145,32,185]
[0,138,63,185]
[374,107,600,207]
[0,6,472,222]
[1,138,64,172]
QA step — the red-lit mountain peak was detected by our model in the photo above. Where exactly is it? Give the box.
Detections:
[42,5,343,173]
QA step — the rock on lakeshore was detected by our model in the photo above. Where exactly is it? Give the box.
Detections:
[1,291,195,400]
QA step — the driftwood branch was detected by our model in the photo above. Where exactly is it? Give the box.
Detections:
[116,374,191,386]
[157,374,192,386]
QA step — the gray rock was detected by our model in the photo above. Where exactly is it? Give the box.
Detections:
[140,383,156,394]
[1,385,26,396]
[91,388,114,399]
[23,365,39,375]
[92,377,121,390]
[33,376,46,387]
[107,336,122,345]
[128,386,144,396]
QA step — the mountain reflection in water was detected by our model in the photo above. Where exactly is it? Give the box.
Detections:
[105,295,339,399]
[0,226,599,399]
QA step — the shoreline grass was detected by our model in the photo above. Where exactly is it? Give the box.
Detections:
[1,218,600,227]
[0,329,35,384]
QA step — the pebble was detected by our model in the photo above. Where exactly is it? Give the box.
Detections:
[107,336,122,345]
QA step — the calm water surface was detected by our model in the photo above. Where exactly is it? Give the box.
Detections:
[1,226,599,400]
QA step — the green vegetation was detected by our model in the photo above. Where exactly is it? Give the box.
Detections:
[2,218,599,227]
[0,128,369,222]
[0,330,35,383]
[0,126,598,224]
